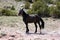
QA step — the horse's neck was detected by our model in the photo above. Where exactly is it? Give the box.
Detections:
[22,11,29,18]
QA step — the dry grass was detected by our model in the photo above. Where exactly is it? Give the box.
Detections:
[0,16,60,32]
[0,16,60,40]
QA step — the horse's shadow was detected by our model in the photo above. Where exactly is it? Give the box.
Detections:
[26,32,46,35]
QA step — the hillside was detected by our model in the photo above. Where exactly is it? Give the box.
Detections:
[0,0,25,11]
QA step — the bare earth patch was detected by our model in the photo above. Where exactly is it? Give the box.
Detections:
[0,16,60,40]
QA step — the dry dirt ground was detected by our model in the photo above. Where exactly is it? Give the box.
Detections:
[0,16,60,40]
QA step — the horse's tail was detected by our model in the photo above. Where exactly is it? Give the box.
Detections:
[39,17,44,29]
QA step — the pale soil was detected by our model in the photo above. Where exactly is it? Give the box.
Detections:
[0,16,60,40]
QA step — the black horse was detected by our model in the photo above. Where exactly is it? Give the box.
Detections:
[18,9,44,34]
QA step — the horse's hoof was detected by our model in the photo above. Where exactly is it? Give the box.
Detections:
[40,32,44,35]
[40,32,42,34]
[34,31,37,33]
[26,31,29,34]
[26,32,29,34]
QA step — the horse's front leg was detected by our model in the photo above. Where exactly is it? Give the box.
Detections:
[25,23,29,33]
[34,22,37,33]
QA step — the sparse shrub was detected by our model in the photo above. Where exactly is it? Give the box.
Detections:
[15,0,21,2]
[43,6,50,17]
[25,2,30,9]
[0,8,3,16]
[4,6,11,10]
[0,12,2,16]
[56,2,60,10]
[30,0,44,15]
[24,0,33,3]
[1,9,17,16]
[49,6,60,18]
[11,6,15,10]
[27,0,50,17]
[54,1,60,18]
[53,9,60,18]
[1,9,6,15]
[49,2,60,18]
[27,9,34,14]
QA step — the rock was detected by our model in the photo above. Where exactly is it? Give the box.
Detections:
[8,39,14,40]
[0,35,2,38]
[10,35,15,37]
[1,33,7,36]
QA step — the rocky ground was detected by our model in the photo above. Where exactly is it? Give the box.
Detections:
[0,16,60,40]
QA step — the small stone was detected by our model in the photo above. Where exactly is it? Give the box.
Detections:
[0,36,2,38]
[52,39,55,40]
[1,33,7,36]
[44,39,47,40]
[53,20,55,21]
[45,18,48,20]
[10,35,15,37]
[8,39,14,40]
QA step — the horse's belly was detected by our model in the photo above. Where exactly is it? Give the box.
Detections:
[27,19,38,23]
[23,19,34,23]
[24,16,39,23]
[27,20,34,23]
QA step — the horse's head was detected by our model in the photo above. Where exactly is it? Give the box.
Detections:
[18,9,24,16]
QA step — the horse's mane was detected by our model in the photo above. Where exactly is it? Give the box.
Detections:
[23,10,29,16]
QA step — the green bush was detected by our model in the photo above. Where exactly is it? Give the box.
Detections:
[25,2,30,9]
[49,2,60,18]
[51,10,60,18]
[31,0,45,14]
[1,9,17,16]
[11,6,15,10]
[0,8,3,16]
[24,0,29,2]
[27,9,34,14]
[24,0,33,3]
[27,0,50,17]
[49,6,55,16]
[56,2,60,10]
[49,6,60,18]
[53,10,60,18]
[15,0,21,2]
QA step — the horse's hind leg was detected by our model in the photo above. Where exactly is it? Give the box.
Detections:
[34,22,37,33]
[25,23,29,33]
[38,22,42,34]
